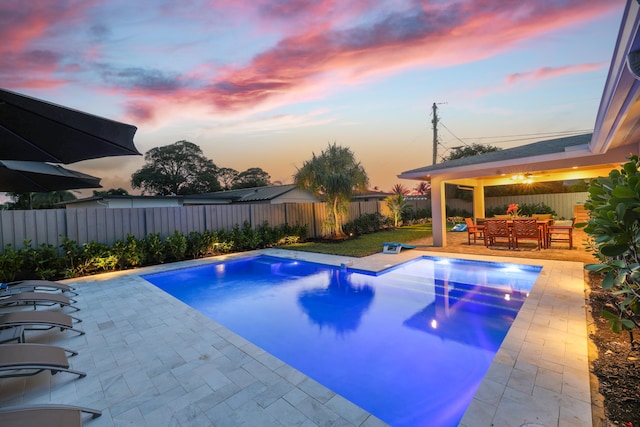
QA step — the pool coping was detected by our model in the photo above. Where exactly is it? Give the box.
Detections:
[0,248,591,426]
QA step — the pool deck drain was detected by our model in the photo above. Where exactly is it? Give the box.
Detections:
[0,248,591,426]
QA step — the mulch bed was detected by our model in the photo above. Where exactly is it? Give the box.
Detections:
[588,272,640,426]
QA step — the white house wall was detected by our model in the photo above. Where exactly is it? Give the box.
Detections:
[271,189,320,204]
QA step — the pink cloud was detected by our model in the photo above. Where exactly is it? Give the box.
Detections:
[188,0,620,113]
[506,63,606,85]
[0,0,99,89]
[0,0,622,123]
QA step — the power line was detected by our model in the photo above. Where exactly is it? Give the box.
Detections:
[459,129,592,145]
[439,121,469,147]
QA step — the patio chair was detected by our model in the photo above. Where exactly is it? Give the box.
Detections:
[0,404,100,426]
[547,218,575,249]
[0,343,86,379]
[0,325,25,344]
[2,279,78,297]
[0,291,79,312]
[0,310,85,338]
[483,219,512,249]
[464,218,484,245]
[511,219,543,250]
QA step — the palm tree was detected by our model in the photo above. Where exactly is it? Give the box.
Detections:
[295,143,369,238]
[413,181,430,196]
[391,183,409,195]
[385,193,407,227]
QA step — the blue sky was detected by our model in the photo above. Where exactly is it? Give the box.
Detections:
[0,0,627,195]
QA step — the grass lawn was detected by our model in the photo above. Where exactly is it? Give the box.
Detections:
[284,223,433,257]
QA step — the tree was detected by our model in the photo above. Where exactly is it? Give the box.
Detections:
[391,184,409,195]
[584,155,640,336]
[385,193,407,227]
[93,188,129,196]
[131,140,221,195]
[218,168,239,190]
[413,182,430,196]
[6,191,77,210]
[444,143,500,161]
[295,143,368,238]
[232,167,271,189]
[444,143,501,200]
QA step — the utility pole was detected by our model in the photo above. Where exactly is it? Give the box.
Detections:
[431,102,439,165]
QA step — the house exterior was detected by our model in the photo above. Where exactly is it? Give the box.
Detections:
[187,185,319,205]
[62,184,319,209]
[399,0,640,247]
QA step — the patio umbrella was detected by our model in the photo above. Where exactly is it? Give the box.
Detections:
[0,88,140,164]
[0,160,102,193]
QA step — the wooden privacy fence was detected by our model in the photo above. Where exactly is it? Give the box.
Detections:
[430,192,588,220]
[0,193,588,252]
[0,201,384,252]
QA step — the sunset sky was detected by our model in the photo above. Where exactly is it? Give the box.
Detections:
[0,0,627,196]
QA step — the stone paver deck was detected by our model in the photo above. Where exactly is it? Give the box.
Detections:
[0,246,591,426]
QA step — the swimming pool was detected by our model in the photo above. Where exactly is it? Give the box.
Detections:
[143,255,541,426]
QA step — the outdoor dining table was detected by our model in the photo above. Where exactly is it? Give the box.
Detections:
[482,218,552,249]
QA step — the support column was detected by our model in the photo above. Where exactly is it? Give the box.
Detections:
[473,183,486,220]
[431,177,447,247]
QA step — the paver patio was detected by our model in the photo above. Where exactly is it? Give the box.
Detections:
[0,233,595,426]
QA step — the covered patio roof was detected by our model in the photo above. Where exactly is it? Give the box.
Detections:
[399,0,640,247]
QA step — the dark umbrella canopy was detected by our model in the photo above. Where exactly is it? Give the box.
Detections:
[0,160,102,192]
[0,88,140,164]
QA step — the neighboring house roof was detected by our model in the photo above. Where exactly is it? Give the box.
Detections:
[400,133,592,176]
[62,195,182,206]
[352,190,393,200]
[191,184,300,203]
[61,185,312,207]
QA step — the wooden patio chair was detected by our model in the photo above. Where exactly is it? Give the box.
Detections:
[483,219,512,249]
[464,217,484,245]
[511,218,543,250]
[547,218,575,249]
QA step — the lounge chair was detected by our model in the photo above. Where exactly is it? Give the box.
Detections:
[0,310,85,337]
[382,242,416,254]
[0,404,100,426]
[0,343,86,379]
[0,325,25,344]
[0,291,79,312]
[2,279,78,297]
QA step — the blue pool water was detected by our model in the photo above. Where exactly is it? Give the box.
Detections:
[143,255,541,426]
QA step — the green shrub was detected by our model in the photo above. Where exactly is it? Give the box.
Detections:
[112,234,145,269]
[60,237,83,278]
[486,203,556,217]
[186,231,205,259]
[0,244,25,282]
[240,221,261,250]
[343,213,391,237]
[165,231,187,261]
[583,155,640,337]
[30,243,62,280]
[75,241,118,276]
[256,221,278,247]
[445,207,472,218]
[144,233,166,264]
[0,221,310,280]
